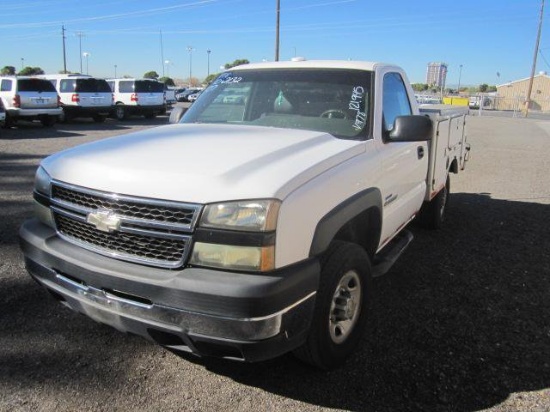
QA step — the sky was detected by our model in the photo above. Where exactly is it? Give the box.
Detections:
[0,0,547,86]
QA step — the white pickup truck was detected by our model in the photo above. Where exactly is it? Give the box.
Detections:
[20,60,469,369]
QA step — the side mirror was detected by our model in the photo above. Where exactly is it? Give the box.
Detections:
[387,115,432,142]
[169,106,188,124]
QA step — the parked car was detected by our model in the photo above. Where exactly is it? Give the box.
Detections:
[0,76,62,127]
[106,78,166,120]
[42,74,113,123]
[164,85,177,105]
[0,98,5,128]
[187,91,202,102]
[176,88,201,102]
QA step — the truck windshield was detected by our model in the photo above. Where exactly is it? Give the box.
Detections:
[181,68,371,139]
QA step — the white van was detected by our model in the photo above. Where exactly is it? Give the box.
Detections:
[43,74,113,122]
[0,76,62,127]
[106,79,166,120]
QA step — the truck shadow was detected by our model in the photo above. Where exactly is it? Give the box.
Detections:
[194,192,550,411]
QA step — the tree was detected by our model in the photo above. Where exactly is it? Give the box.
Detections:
[411,83,429,92]
[204,73,219,84]
[18,66,45,75]
[224,59,249,69]
[479,84,489,93]
[1,66,16,75]
[158,76,175,86]
[143,70,160,79]
[185,76,201,87]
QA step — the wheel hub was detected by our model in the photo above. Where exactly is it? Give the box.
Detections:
[329,270,362,344]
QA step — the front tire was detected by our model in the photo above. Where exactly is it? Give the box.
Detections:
[294,241,372,370]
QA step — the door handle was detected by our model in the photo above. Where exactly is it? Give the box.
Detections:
[417,146,425,159]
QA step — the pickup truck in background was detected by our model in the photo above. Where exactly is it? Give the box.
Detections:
[20,60,469,370]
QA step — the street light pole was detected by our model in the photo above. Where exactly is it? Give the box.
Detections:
[187,46,194,86]
[76,32,84,73]
[457,64,463,94]
[83,52,90,75]
[114,64,117,78]
[207,49,211,77]
[21,58,24,70]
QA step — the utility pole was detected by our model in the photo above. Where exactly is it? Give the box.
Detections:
[62,25,67,73]
[275,0,280,61]
[525,0,545,117]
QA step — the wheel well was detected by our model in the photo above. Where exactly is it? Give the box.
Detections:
[333,207,381,259]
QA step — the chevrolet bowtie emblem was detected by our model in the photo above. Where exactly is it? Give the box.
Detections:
[87,210,121,233]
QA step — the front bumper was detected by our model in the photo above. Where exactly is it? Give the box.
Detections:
[20,218,319,362]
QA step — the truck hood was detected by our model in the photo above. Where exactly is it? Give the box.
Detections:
[43,124,364,203]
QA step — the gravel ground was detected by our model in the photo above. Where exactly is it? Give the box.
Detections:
[0,114,549,412]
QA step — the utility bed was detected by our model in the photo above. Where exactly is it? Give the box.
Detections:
[419,104,470,200]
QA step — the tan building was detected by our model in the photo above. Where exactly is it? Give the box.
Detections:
[496,72,550,111]
[426,62,448,87]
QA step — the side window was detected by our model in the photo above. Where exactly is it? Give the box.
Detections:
[1,79,13,92]
[107,81,114,92]
[382,72,411,132]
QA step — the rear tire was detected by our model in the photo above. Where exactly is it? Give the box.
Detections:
[40,116,56,127]
[3,113,14,128]
[293,241,372,370]
[115,104,127,121]
[58,109,70,123]
[418,175,450,230]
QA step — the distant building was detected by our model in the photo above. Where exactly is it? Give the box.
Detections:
[426,62,448,88]
[496,72,550,111]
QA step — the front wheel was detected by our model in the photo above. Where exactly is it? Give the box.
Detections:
[418,175,450,230]
[294,241,372,370]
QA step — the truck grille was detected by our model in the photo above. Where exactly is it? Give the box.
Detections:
[50,181,202,268]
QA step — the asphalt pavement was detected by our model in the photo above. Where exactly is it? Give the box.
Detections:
[0,113,549,411]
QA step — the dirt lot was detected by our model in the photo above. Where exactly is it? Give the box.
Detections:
[0,114,549,412]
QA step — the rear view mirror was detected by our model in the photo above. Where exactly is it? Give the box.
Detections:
[387,115,432,142]
[169,106,188,124]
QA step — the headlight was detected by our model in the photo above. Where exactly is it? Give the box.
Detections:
[190,243,274,272]
[191,199,280,272]
[35,166,52,196]
[200,200,280,231]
